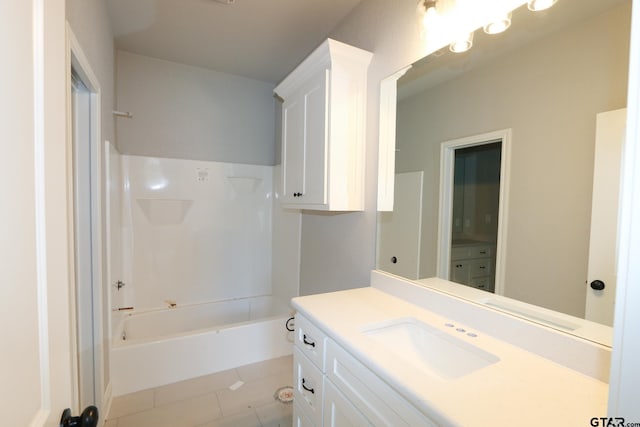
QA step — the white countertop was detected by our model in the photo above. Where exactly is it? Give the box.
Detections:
[292,286,608,427]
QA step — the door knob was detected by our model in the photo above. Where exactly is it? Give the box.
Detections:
[590,280,605,291]
[60,406,98,427]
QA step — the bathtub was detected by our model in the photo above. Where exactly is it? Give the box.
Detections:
[111,295,294,396]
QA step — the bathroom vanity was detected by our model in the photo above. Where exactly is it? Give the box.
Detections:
[291,271,609,426]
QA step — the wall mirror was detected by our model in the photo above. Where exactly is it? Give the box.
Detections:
[376,0,631,346]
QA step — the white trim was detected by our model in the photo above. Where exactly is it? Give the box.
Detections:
[104,140,114,348]
[32,0,52,424]
[608,0,640,417]
[101,380,113,427]
[67,23,105,413]
[274,38,372,99]
[377,66,411,211]
[65,23,80,412]
[436,129,511,295]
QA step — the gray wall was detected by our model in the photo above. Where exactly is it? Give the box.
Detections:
[396,2,630,317]
[116,51,276,165]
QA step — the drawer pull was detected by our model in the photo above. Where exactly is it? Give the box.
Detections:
[479,266,486,269]
[302,378,315,394]
[302,334,316,347]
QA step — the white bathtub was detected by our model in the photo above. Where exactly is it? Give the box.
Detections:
[111,296,293,396]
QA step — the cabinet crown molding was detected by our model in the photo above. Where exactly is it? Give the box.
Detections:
[274,38,372,99]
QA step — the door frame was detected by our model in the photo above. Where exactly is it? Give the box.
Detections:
[66,24,106,414]
[609,0,640,416]
[436,128,511,295]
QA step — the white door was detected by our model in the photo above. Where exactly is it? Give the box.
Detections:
[0,1,75,425]
[585,108,626,326]
[376,171,424,279]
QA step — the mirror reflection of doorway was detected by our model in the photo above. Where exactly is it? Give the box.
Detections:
[450,142,501,292]
[437,128,511,294]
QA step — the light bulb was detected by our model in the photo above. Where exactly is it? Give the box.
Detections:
[483,12,512,35]
[450,32,474,53]
[527,0,558,12]
[421,1,439,30]
[423,5,438,26]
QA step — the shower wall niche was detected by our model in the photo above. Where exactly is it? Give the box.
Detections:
[120,155,278,311]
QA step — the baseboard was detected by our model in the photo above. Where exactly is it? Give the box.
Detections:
[101,381,113,426]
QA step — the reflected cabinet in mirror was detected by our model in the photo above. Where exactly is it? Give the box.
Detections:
[376,0,631,345]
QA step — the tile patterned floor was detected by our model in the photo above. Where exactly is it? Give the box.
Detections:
[105,355,293,427]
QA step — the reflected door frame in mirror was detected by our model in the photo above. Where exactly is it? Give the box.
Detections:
[436,129,511,295]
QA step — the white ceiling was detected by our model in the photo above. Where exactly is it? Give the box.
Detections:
[106,0,364,84]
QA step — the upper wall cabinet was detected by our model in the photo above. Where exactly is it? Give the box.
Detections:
[275,39,372,211]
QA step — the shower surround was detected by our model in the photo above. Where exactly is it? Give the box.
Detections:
[111,154,298,395]
[120,155,275,311]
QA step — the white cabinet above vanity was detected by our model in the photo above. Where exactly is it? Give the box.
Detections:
[291,271,609,426]
[274,39,372,211]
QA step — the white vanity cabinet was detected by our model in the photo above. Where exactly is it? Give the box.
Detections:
[293,314,435,427]
[274,39,372,211]
[450,242,495,291]
[293,315,328,426]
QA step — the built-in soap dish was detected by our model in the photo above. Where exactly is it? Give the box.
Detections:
[227,176,262,194]
[136,198,193,225]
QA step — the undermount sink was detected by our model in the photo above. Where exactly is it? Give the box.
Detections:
[362,318,499,379]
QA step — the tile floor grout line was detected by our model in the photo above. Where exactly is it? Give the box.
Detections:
[107,355,292,427]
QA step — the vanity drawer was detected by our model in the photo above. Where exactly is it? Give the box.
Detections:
[472,245,492,258]
[451,244,492,260]
[325,340,436,427]
[451,246,474,260]
[469,259,492,277]
[469,276,494,291]
[294,347,325,426]
[295,314,327,371]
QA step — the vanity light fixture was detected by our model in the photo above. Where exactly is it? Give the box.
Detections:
[449,31,474,53]
[527,0,558,12]
[483,12,512,35]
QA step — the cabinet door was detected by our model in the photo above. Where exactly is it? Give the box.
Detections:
[324,380,371,427]
[301,70,329,205]
[450,260,470,284]
[294,402,315,427]
[326,341,434,427]
[281,70,328,206]
[282,95,305,203]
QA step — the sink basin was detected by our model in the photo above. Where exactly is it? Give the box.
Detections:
[362,318,499,379]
